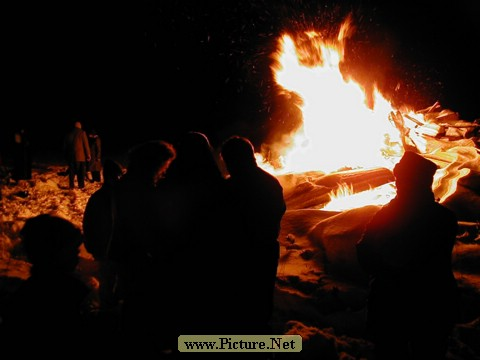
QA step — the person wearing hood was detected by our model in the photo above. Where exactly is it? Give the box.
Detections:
[357,151,460,360]
[220,135,286,335]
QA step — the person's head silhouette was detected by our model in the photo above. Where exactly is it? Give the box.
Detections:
[168,131,222,181]
[20,214,83,274]
[102,159,123,185]
[393,151,438,196]
[126,140,176,186]
[221,135,257,177]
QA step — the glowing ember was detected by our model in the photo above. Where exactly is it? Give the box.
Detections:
[258,18,478,211]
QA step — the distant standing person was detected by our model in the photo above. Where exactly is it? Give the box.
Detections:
[88,128,102,182]
[12,127,32,181]
[64,121,91,189]
[0,153,9,200]
[356,151,460,360]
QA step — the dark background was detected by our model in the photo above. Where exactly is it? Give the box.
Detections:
[3,0,479,163]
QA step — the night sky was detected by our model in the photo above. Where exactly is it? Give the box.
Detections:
[3,0,479,161]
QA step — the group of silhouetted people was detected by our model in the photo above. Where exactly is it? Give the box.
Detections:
[0,135,461,359]
[84,132,286,357]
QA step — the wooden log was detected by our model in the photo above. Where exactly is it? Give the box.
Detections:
[404,114,425,127]
[284,168,395,210]
[316,167,395,193]
[416,101,441,114]
[422,151,458,165]
[389,111,418,152]
[413,123,443,137]
[458,221,480,227]
[436,110,460,122]
[439,123,480,128]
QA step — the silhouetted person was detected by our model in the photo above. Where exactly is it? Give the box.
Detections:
[162,131,231,336]
[12,127,32,181]
[0,153,9,200]
[88,128,102,182]
[83,159,124,311]
[64,121,91,189]
[356,151,459,360]
[0,214,92,354]
[220,135,286,335]
[108,140,176,354]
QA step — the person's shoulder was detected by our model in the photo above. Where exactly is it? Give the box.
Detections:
[364,203,390,225]
[256,166,276,178]
[85,186,109,205]
[259,167,283,187]
[436,202,458,222]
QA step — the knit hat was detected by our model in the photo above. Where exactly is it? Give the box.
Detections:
[393,151,438,182]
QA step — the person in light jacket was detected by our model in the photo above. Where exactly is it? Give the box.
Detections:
[64,121,91,189]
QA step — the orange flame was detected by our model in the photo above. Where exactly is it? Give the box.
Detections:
[260,18,478,210]
[269,24,403,174]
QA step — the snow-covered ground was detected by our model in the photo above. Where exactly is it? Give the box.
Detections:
[0,161,479,359]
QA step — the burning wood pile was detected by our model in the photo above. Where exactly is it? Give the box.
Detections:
[393,101,480,140]
[262,20,480,217]
[276,100,480,217]
[390,102,480,157]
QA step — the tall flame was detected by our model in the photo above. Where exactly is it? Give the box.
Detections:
[271,22,401,173]
[261,18,478,210]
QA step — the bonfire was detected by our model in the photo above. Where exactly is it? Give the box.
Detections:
[1,16,479,360]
